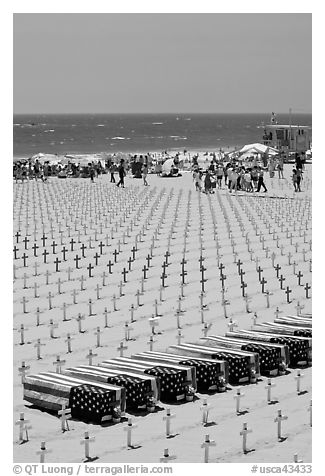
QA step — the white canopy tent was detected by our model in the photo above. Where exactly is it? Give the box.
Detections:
[239,143,278,155]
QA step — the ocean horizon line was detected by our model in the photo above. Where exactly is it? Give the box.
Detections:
[13,111,312,116]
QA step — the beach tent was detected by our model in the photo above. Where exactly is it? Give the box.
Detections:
[161,158,175,175]
[239,143,278,155]
[31,153,63,164]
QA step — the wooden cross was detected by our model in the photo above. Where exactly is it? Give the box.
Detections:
[80,431,95,460]
[124,322,134,341]
[142,265,148,280]
[200,398,211,425]
[146,254,152,268]
[76,313,86,333]
[36,441,52,463]
[257,266,263,282]
[53,355,65,373]
[295,301,304,316]
[74,254,81,269]
[21,296,28,314]
[161,272,167,288]
[14,231,21,243]
[160,448,177,463]
[279,274,285,290]
[49,319,58,338]
[293,453,303,463]
[42,249,49,264]
[201,434,216,463]
[54,256,61,272]
[274,409,288,440]
[274,307,282,319]
[117,341,128,357]
[19,323,27,345]
[274,263,281,278]
[88,298,95,316]
[65,333,73,353]
[240,423,252,454]
[220,273,227,289]
[294,370,304,394]
[288,252,293,265]
[93,252,100,266]
[98,241,105,255]
[304,282,311,298]
[47,291,53,310]
[202,322,212,338]
[222,298,229,318]
[234,388,245,414]
[113,249,119,263]
[261,277,267,293]
[58,404,71,432]
[61,246,68,261]
[297,270,303,286]
[176,329,184,345]
[121,267,128,283]
[236,259,243,274]
[94,327,102,347]
[13,245,19,260]
[70,238,76,251]
[51,240,57,254]
[31,242,39,257]
[124,418,137,448]
[240,281,247,297]
[87,263,94,278]
[41,233,47,247]
[285,286,292,303]
[163,408,176,437]
[22,236,29,250]
[244,294,251,313]
[293,261,298,275]
[34,338,45,360]
[21,252,28,267]
[265,378,276,403]
[18,361,30,384]
[16,412,31,443]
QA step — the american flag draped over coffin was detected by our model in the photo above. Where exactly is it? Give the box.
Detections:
[101,357,193,402]
[167,343,256,384]
[63,366,156,410]
[231,329,311,367]
[225,331,290,370]
[132,350,229,392]
[255,322,312,338]
[274,315,312,328]
[202,335,284,376]
[23,372,125,423]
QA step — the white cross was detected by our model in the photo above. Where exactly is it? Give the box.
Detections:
[176,329,184,345]
[202,322,212,337]
[149,316,160,335]
[240,422,252,453]
[160,448,177,463]
[293,453,303,463]
[124,322,133,341]
[80,431,95,460]
[163,408,176,437]
[295,301,305,316]
[117,341,128,357]
[49,319,58,339]
[15,412,31,443]
[274,410,288,440]
[36,441,52,463]
[234,388,245,414]
[18,361,30,384]
[294,370,304,394]
[34,339,45,360]
[53,355,65,373]
[265,378,276,403]
[94,327,102,347]
[58,404,71,432]
[65,333,73,353]
[200,398,211,425]
[124,417,138,448]
[227,318,238,332]
[87,349,97,366]
[307,400,312,427]
[201,434,216,463]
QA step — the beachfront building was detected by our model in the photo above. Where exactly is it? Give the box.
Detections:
[262,124,312,154]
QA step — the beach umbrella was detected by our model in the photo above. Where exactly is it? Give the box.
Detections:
[162,158,175,175]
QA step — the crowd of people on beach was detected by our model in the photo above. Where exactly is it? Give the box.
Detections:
[13,151,305,193]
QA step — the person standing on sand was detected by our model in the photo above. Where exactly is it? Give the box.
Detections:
[257,167,268,192]
[216,164,223,189]
[142,163,149,186]
[296,168,303,192]
[277,156,284,179]
[109,162,116,183]
[89,164,95,182]
[204,170,212,194]
[116,159,126,188]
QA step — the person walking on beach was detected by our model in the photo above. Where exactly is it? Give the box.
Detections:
[193,168,201,191]
[204,170,212,194]
[89,164,95,182]
[109,162,116,183]
[277,156,284,179]
[116,159,126,188]
[251,167,259,191]
[216,164,223,189]
[295,168,303,192]
[257,167,268,192]
[142,163,149,186]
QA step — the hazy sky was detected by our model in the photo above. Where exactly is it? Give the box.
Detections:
[13,13,312,114]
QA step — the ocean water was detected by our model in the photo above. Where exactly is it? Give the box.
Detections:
[13,113,312,158]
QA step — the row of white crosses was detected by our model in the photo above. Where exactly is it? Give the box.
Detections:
[29,395,312,463]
